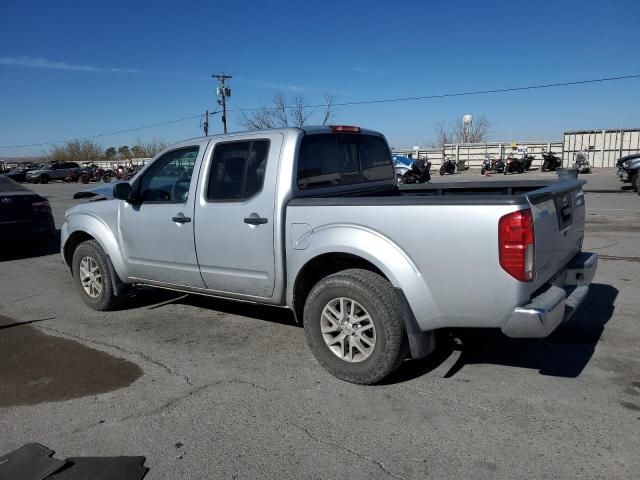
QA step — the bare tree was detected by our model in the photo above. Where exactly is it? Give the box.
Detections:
[48,139,103,163]
[452,115,492,143]
[433,121,455,148]
[240,91,335,130]
[133,137,169,157]
[432,115,492,147]
[321,93,335,126]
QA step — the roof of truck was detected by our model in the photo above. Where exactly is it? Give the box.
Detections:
[170,125,384,148]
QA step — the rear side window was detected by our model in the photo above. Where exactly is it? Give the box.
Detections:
[297,134,393,189]
[207,140,270,201]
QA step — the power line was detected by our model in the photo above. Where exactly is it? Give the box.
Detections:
[227,73,640,112]
[2,73,639,149]
[1,113,205,149]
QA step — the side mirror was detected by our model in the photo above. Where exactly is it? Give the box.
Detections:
[113,182,134,202]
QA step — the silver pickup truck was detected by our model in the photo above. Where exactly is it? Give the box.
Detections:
[61,126,597,384]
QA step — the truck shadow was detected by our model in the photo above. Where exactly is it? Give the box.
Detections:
[386,283,617,383]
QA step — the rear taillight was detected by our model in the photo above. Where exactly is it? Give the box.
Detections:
[32,200,51,214]
[499,209,534,282]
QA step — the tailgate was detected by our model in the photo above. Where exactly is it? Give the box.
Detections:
[527,179,586,291]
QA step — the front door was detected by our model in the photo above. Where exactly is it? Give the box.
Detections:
[194,133,282,298]
[118,142,208,287]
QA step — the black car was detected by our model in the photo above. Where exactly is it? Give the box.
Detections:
[616,153,640,168]
[0,176,55,245]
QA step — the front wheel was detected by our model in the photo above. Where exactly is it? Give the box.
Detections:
[72,240,123,311]
[439,165,446,176]
[631,173,639,192]
[303,269,406,385]
[481,167,486,175]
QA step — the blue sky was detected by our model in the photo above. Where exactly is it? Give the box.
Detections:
[1,0,639,156]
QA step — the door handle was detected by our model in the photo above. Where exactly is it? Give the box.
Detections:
[172,214,191,224]
[244,216,268,225]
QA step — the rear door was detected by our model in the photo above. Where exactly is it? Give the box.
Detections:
[528,181,585,290]
[194,133,282,298]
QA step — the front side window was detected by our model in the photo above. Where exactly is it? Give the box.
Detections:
[297,134,394,189]
[138,147,199,203]
[206,140,269,201]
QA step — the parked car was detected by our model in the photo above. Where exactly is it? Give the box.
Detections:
[616,153,640,169]
[0,176,55,245]
[26,162,81,183]
[2,165,40,183]
[62,126,597,384]
[617,154,640,184]
[619,161,640,192]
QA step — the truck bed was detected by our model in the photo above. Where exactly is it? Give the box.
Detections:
[286,178,586,331]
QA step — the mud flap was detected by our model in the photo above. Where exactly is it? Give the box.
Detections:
[106,255,132,297]
[395,289,436,359]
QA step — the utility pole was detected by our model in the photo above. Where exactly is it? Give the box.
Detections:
[203,110,209,136]
[213,73,232,133]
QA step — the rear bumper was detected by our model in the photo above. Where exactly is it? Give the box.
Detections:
[501,252,598,338]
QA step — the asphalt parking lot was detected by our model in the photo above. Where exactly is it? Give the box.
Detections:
[1,170,639,479]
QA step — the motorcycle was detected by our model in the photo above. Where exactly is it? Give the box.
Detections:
[439,156,456,175]
[480,155,505,175]
[63,170,80,183]
[504,154,525,175]
[573,151,591,173]
[398,158,431,184]
[541,151,561,172]
[521,153,535,171]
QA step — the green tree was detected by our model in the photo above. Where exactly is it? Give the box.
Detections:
[130,145,143,158]
[104,147,117,159]
[118,145,131,161]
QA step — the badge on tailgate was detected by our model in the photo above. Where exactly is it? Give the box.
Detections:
[553,193,573,230]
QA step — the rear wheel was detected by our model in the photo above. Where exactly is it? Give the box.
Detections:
[303,269,406,385]
[40,175,49,184]
[72,240,123,311]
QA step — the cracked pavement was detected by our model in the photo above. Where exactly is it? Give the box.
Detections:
[1,177,639,479]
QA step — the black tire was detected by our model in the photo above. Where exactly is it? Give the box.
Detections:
[541,161,548,172]
[439,165,446,176]
[481,167,486,175]
[40,175,49,184]
[631,173,639,192]
[303,269,406,385]
[72,240,123,311]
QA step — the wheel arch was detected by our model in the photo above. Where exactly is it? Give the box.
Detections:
[291,252,387,324]
[62,215,128,281]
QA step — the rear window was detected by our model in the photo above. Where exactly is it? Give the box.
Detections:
[296,134,394,189]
